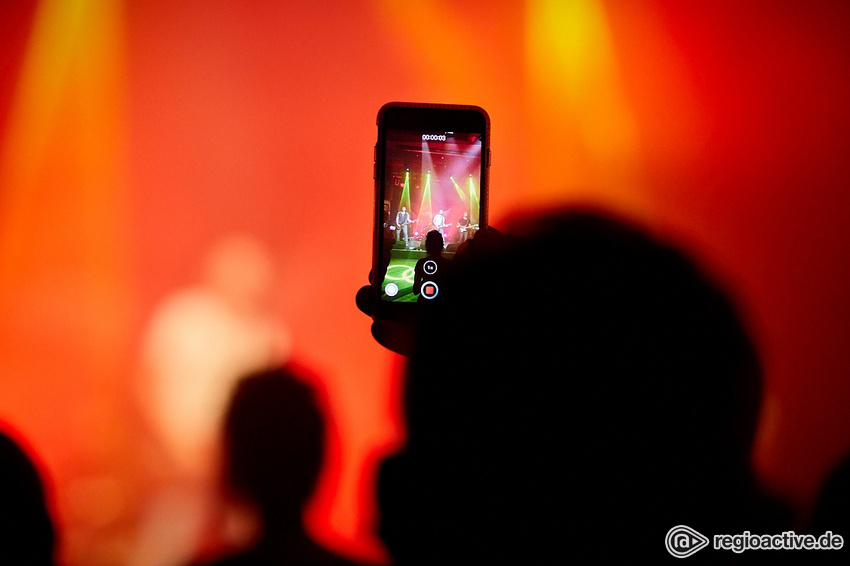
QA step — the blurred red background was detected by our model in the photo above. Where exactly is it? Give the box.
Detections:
[1,1,849,564]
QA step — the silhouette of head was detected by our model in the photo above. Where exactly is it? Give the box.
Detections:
[424,230,443,256]
[0,430,55,565]
[223,366,324,530]
[379,208,770,563]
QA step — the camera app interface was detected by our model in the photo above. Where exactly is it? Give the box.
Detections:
[380,129,483,303]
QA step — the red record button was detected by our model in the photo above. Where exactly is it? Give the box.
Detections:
[422,281,439,299]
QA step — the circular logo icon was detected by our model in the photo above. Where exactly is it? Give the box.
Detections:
[423,260,438,275]
[665,525,709,558]
[384,282,399,297]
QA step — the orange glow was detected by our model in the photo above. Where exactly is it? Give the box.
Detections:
[525,0,644,212]
[0,1,136,565]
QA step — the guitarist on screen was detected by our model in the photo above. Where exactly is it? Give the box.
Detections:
[457,211,471,244]
[432,209,452,246]
[396,206,416,244]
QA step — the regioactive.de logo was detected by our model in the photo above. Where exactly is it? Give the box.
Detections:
[666,525,710,558]
[666,524,843,558]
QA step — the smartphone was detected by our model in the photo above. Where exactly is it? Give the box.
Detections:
[372,102,490,323]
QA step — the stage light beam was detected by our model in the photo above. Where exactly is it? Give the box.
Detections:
[399,170,411,212]
[468,175,479,225]
[450,176,469,205]
[417,171,432,228]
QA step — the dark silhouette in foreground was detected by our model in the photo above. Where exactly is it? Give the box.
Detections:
[197,366,363,566]
[0,428,56,565]
[377,208,793,564]
[807,452,850,564]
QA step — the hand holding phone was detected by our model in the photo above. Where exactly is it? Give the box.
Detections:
[357,230,506,357]
[365,102,491,355]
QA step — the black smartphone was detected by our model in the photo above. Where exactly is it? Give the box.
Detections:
[372,102,490,324]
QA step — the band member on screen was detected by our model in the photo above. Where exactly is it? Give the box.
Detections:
[433,210,451,246]
[433,209,446,232]
[457,212,471,244]
[396,206,411,244]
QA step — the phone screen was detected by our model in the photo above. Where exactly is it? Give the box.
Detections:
[378,127,485,304]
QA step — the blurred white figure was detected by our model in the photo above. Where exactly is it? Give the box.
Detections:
[130,234,291,566]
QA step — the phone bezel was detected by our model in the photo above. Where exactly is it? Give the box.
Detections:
[372,102,491,323]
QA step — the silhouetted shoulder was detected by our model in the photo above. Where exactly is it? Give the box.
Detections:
[0,429,56,565]
[379,207,791,564]
[194,365,376,566]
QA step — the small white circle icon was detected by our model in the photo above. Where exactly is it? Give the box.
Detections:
[385,283,399,297]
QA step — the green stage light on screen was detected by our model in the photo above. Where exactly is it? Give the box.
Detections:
[399,170,411,212]
[451,175,468,204]
[469,175,479,224]
[417,171,432,226]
